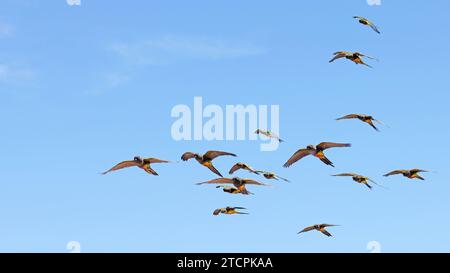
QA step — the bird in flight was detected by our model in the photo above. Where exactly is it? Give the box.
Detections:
[229,162,260,175]
[298,224,339,237]
[216,185,253,195]
[181,150,236,177]
[213,207,248,216]
[197,177,269,195]
[332,173,386,190]
[255,129,284,143]
[329,51,377,68]
[354,16,381,34]
[384,169,429,181]
[255,171,290,182]
[101,156,169,175]
[283,142,351,168]
[336,114,385,131]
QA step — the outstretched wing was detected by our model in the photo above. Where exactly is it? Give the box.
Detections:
[384,170,407,177]
[298,226,316,234]
[229,163,243,175]
[336,114,361,120]
[332,173,358,177]
[143,158,170,164]
[329,51,350,63]
[203,150,237,161]
[411,169,429,174]
[101,160,140,175]
[275,175,290,182]
[320,229,333,237]
[242,179,269,186]
[213,209,222,216]
[317,142,352,151]
[181,152,196,161]
[196,178,234,185]
[369,23,381,34]
[283,149,311,168]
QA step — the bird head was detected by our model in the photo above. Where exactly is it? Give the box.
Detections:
[306,145,315,150]
[133,156,143,163]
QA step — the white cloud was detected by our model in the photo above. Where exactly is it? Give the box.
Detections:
[109,35,267,65]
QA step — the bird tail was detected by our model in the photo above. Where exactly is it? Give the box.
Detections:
[416,175,425,181]
[320,156,335,167]
[207,164,223,177]
[364,182,373,190]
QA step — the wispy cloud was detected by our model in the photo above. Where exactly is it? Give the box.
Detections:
[109,35,267,65]
[0,23,14,37]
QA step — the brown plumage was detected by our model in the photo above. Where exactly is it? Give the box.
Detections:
[332,173,386,190]
[354,16,381,34]
[283,142,351,168]
[298,224,339,237]
[181,150,236,177]
[197,177,268,195]
[336,114,385,131]
[101,156,169,175]
[229,162,260,175]
[329,51,377,68]
[213,207,248,216]
[255,171,290,182]
[384,169,429,181]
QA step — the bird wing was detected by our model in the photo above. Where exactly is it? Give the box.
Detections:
[329,52,349,63]
[320,229,333,237]
[283,149,312,168]
[101,160,141,175]
[203,150,237,161]
[332,173,358,177]
[336,114,361,120]
[242,179,269,186]
[144,158,170,164]
[411,169,429,173]
[320,224,339,228]
[181,152,197,161]
[275,175,290,182]
[317,142,352,150]
[213,209,222,216]
[196,178,233,185]
[368,23,381,34]
[229,163,243,174]
[298,226,316,234]
[384,170,407,176]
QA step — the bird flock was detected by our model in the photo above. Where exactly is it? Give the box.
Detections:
[101,16,430,239]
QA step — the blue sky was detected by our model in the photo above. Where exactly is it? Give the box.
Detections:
[1,0,450,253]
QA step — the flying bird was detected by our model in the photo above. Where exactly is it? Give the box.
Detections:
[181,150,236,177]
[255,129,284,143]
[255,171,290,182]
[332,173,386,190]
[216,185,253,195]
[298,224,339,237]
[229,162,260,175]
[283,142,351,168]
[384,169,429,181]
[101,156,169,175]
[197,177,269,195]
[354,16,381,34]
[329,51,377,68]
[213,207,248,216]
[336,114,385,131]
